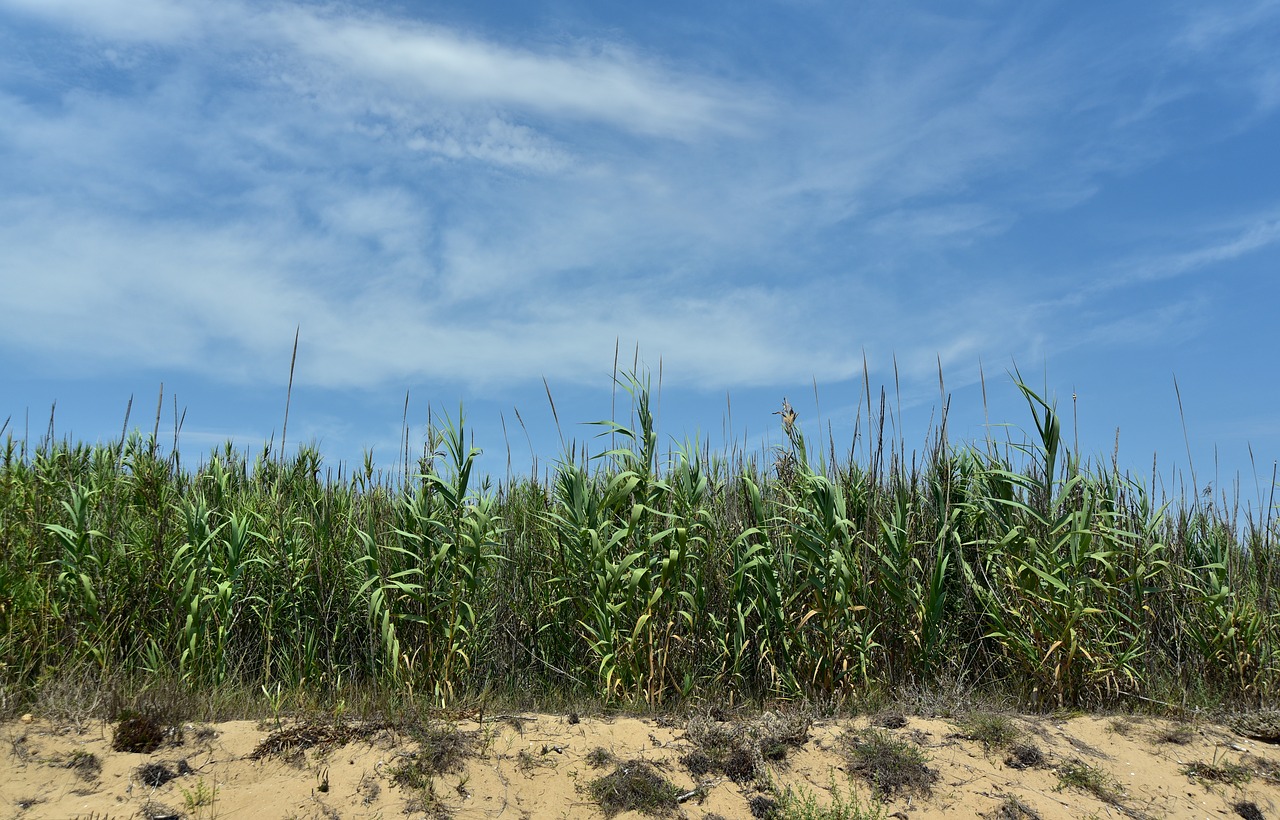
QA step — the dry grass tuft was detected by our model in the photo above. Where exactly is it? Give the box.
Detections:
[842,728,938,798]
[112,713,175,754]
[683,711,811,785]
[587,759,681,817]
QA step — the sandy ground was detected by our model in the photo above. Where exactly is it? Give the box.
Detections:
[3,707,1279,819]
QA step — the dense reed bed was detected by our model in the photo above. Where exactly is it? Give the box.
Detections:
[1,375,1276,715]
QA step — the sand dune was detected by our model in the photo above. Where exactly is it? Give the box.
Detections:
[4,708,1279,819]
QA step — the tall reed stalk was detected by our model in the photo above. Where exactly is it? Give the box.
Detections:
[0,372,1275,711]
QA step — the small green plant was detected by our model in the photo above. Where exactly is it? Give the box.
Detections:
[774,773,884,819]
[181,777,217,819]
[262,682,286,728]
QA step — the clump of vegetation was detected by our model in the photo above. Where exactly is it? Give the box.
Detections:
[113,712,173,753]
[1230,711,1280,743]
[1003,742,1045,769]
[958,712,1021,752]
[772,774,884,819]
[139,802,181,820]
[1183,760,1252,786]
[383,724,476,819]
[1234,801,1265,820]
[842,729,937,799]
[586,746,618,768]
[683,712,810,785]
[987,795,1042,819]
[63,749,101,780]
[191,724,218,742]
[1241,754,1280,783]
[683,717,755,782]
[137,761,179,787]
[1154,723,1195,745]
[871,712,907,730]
[1055,759,1121,804]
[250,719,394,759]
[1106,717,1137,736]
[358,773,381,805]
[406,725,474,776]
[587,759,681,817]
[399,785,450,820]
[515,747,557,773]
[388,725,474,787]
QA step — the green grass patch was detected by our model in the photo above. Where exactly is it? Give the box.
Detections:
[958,711,1021,751]
[1055,759,1121,804]
[1183,760,1252,786]
[773,773,884,819]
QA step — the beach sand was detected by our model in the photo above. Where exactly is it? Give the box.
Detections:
[3,708,1277,819]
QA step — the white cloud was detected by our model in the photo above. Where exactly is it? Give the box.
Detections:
[405,117,570,172]
[0,0,205,42]
[869,204,1012,243]
[1124,213,1280,283]
[269,8,759,138]
[1173,1,1280,116]
[1,1,1276,409]
[1175,0,1280,52]
[0,0,758,139]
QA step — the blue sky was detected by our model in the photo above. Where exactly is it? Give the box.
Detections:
[1,0,1277,500]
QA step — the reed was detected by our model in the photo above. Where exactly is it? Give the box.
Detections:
[0,372,1275,714]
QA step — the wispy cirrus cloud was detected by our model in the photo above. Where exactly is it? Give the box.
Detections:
[0,0,758,138]
[1173,0,1280,117]
[1093,210,1280,290]
[0,0,1277,409]
[0,0,207,41]
[268,5,761,139]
